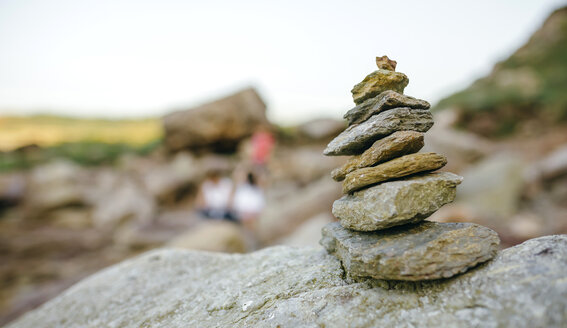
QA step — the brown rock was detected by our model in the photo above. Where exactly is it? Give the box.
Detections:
[296,118,345,141]
[342,152,447,194]
[344,90,430,126]
[257,177,342,244]
[375,55,397,71]
[163,88,269,153]
[167,221,248,253]
[331,131,424,181]
[351,70,409,104]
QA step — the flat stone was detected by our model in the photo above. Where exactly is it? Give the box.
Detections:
[9,235,567,327]
[331,131,424,181]
[324,108,433,156]
[342,152,447,194]
[333,172,463,231]
[344,90,430,126]
[320,221,500,281]
[352,70,409,104]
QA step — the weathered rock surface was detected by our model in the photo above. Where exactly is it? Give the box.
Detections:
[333,172,463,231]
[167,221,248,253]
[296,118,345,141]
[375,55,397,71]
[87,171,156,229]
[24,161,86,213]
[351,70,409,104]
[257,177,341,244]
[269,146,346,185]
[344,90,430,126]
[163,88,268,153]
[331,131,424,181]
[277,213,334,248]
[321,221,499,281]
[457,154,526,219]
[324,108,433,156]
[9,235,567,328]
[342,152,447,194]
[532,145,567,181]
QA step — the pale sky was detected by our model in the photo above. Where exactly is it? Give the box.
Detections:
[0,0,565,124]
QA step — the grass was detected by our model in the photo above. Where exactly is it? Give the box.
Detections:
[0,115,163,171]
[0,115,162,151]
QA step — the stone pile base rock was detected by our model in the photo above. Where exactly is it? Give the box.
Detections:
[321,221,500,281]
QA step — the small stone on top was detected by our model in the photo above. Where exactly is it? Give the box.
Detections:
[376,55,397,71]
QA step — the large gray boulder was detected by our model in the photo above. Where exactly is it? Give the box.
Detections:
[8,235,567,327]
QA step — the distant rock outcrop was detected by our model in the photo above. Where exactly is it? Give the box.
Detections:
[436,6,567,137]
[163,88,269,153]
[8,235,567,327]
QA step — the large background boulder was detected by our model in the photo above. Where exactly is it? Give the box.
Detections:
[8,235,567,327]
[163,88,269,153]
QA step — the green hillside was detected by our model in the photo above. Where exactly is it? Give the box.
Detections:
[435,7,567,137]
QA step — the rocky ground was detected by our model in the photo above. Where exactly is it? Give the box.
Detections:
[2,88,567,325]
[7,235,567,328]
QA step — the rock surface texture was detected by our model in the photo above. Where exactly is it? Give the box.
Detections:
[333,172,462,230]
[8,236,567,328]
[323,56,500,281]
[331,130,424,181]
[320,221,500,280]
[342,152,447,194]
[344,90,430,126]
[351,70,409,104]
[323,108,433,156]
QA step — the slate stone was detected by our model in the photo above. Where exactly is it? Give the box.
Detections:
[344,90,430,126]
[331,131,424,181]
[342,152,447,194]
[351,70,409,104]
[320,221,500,281]
[324,108,433,156]
[333,172,462,231]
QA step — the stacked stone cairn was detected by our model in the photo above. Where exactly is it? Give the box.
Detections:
[320,56,501,281]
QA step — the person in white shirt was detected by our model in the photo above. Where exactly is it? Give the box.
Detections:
[195,169,236,221]
[231,170,265,231]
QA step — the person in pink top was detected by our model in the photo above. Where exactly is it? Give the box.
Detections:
[250,125,275,167]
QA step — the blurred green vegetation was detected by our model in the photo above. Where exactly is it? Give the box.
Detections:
[435,7,567,136]
[0,139,162,172]
[0,114,163,172]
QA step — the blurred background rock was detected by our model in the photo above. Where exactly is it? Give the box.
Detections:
[1,1,567,326]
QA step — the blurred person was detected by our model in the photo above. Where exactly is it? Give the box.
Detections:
[247,124,275,190]
[195,169,236,222]
[250,124,275,169]
[231,169,265,232]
